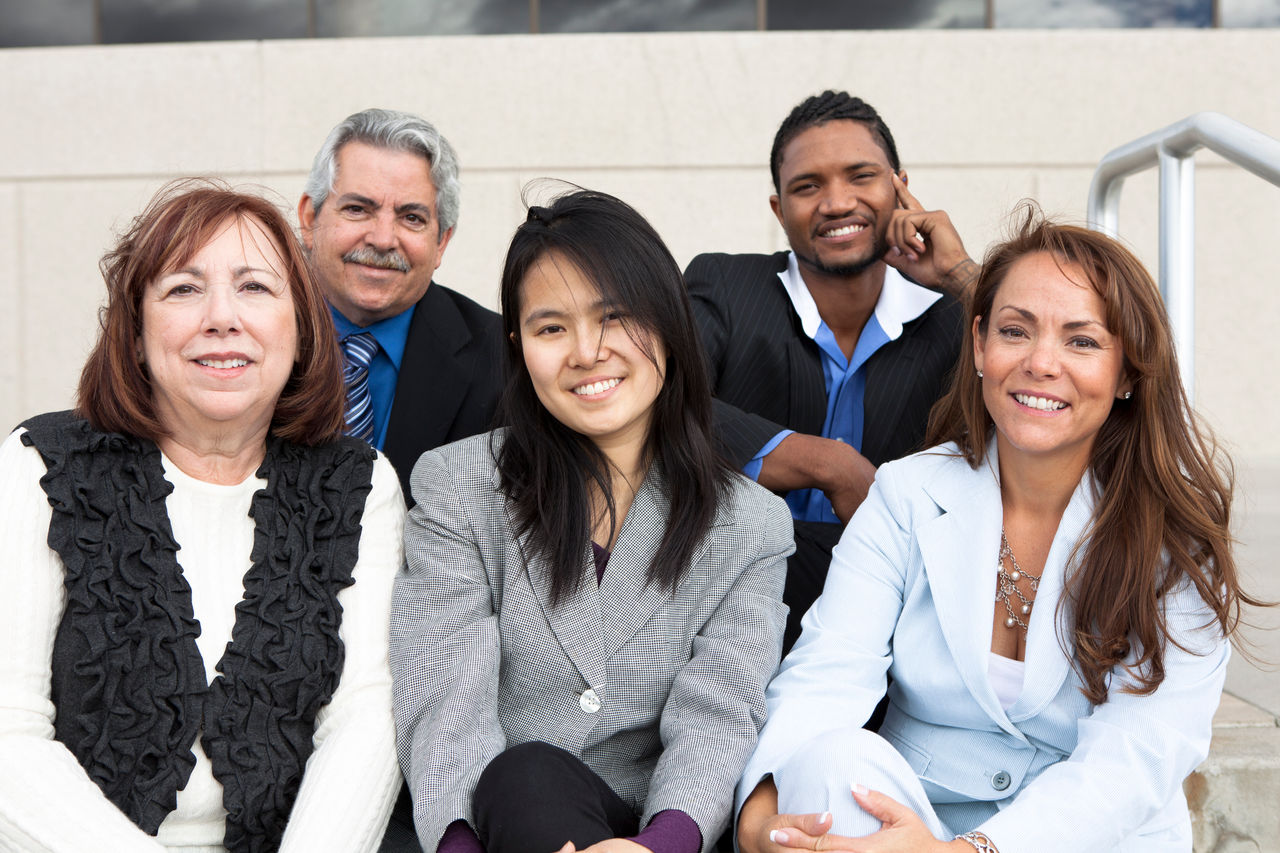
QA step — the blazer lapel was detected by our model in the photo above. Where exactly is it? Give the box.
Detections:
[384,285,473,473]
[1008,472,1096,720]
[860,331,924,464]
[786,336,828,437]
[507,499,610,690]
[916,451,1017,731]
[599,467,682,659]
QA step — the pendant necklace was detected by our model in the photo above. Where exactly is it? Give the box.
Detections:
[997,529,1040,632]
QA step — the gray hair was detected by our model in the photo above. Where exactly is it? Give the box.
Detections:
[303,108,461,237]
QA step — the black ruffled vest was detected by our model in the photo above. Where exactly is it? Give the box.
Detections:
[20,412,375,853]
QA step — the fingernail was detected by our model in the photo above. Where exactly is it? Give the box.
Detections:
[770,830,789,843]
[820,811,832,823]
[852,782,869,796]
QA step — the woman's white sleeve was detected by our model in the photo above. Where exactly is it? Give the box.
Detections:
[0,429,167,852]
[280,452,406,853]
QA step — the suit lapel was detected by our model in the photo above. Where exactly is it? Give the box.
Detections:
[861,329,924,464]
[599,466,682,659]
[786,336,828,437]
[916,452,1015,731]
[511,499,610,689]
[919,445,1099,729]
[1008,472,1095,720]
[767,254,829,438]
[384,285,473,475]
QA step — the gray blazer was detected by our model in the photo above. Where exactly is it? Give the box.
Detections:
[390,431,792,852]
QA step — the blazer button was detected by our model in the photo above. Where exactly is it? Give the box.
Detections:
[579,689,602,714]
[991,770,1011,791]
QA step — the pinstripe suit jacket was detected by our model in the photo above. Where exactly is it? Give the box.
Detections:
[684,252,963,468]
[390,431,792,852]
[741,444,1227,850]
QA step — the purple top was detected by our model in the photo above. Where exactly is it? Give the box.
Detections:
[437,810,701,853]
[592,540,610,584]
[434,544,702,853]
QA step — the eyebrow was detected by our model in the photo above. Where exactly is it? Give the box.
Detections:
[1000,305,1104,330]
[336,192,432,219]
[785,160,883,186]
[162,265,279,279]
[521,298,607,328]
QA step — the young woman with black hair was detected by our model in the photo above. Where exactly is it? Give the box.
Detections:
[390,189,792,853]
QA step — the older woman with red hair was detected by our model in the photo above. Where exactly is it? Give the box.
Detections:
[0,181,404,852]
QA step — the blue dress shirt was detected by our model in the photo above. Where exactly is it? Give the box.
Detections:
[332,306,415,451]
[744,253,940,524]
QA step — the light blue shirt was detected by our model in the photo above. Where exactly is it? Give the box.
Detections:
[332,305,415,451]
[745,253,941,523]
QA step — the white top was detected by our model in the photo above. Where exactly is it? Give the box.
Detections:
[0,428,406,853]
[987,652,1026,711]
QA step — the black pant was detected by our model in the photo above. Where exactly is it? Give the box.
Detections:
[473,741,639,853]
[377,783,420,852]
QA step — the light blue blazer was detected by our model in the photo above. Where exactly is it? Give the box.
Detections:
[739,442,1228,852]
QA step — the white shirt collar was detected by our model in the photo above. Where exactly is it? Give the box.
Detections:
[777,251,942,343]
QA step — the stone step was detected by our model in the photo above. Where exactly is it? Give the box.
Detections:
[1187,691,1280,852]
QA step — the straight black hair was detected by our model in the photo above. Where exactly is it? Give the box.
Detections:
[495,187,731,605]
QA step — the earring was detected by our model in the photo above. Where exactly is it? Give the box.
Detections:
[1123,391,1132,400]
[977,370,983,379]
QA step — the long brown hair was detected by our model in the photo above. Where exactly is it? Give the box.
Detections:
[927,206,1260,704]
[78,179,344,445]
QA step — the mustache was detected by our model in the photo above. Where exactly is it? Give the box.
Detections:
[343,246,410,272]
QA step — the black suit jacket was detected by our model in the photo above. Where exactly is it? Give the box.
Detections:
[381,282,504,503]
[684,251,963,470]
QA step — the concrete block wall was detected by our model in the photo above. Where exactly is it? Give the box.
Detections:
[4,30,1280,464]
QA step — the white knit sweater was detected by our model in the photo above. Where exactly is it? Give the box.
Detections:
[0,428,406,852]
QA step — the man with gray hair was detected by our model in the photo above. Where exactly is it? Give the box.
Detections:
[299,108,503,505]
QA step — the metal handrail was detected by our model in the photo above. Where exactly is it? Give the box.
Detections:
[1086,111,1280,402]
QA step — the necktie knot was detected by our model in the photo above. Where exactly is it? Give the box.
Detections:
[342,332,378,374]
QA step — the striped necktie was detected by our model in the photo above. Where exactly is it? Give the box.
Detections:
[341,332,378,443]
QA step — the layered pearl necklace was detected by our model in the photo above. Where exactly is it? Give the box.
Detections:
[997,529,1041,631]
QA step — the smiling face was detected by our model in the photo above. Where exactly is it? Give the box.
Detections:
[975,251,1131,472]
[141,215,299,444]
[770,120,902,280]
[298,140,452,327]
[517,252,666,462]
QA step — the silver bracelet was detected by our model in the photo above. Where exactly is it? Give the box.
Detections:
[956,831,1000,853]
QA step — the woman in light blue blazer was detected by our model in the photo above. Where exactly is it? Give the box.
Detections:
[736,209,1260,853]
[391,189,791,853]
